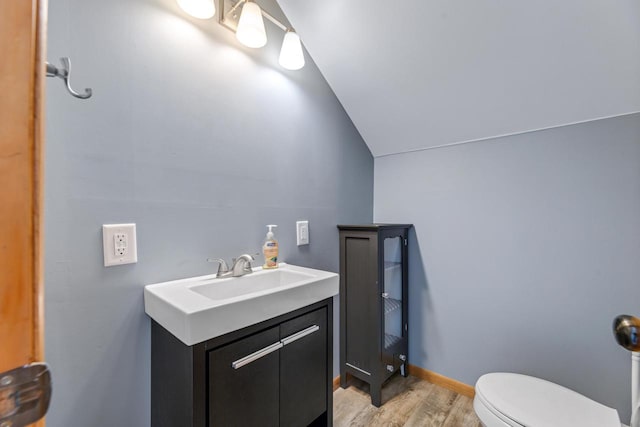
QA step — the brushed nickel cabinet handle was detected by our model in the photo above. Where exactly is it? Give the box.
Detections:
[281,325,319,346]
[231,342,283,370]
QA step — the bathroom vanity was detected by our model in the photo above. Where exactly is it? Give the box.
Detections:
[144,264,338,427]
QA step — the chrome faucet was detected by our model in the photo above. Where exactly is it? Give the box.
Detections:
[207,254,254,278]
[231,254,254,277]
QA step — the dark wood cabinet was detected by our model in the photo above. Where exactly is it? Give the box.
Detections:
[337,224,412,407]
[280,308,328,427]
[151,299,333,427]
[209,326,281,427]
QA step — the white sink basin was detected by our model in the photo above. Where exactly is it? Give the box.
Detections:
[144,263,339,346]
[190,269,316,301]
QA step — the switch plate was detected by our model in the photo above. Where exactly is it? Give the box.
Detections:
[296,220,309,246]
[102,223,137,266]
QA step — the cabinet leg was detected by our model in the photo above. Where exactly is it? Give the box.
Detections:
[370,385,382,407]
[340,370,348,389]
[400,363,408,377]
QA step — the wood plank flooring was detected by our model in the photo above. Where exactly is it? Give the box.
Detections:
[334,375,482,427]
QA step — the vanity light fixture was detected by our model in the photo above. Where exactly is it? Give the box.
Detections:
[235,1,267,48]
[279,30,305,70]
[175,0,305,70]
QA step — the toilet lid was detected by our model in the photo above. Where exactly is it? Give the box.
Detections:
[475,373,620,427]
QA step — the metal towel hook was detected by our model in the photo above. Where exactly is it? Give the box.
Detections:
[45,57,92,99]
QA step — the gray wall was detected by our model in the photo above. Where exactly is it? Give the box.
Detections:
[374,113,640,422]
[278,0,640,156]
[45,0,373,425]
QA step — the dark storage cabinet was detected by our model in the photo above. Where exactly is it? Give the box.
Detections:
[338,224,412,407]
[152,299,332,427]
[208,326,280,427]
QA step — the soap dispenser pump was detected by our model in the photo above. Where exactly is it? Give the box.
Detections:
[262,225,279,269]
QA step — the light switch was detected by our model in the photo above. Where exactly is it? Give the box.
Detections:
[296,220,309,246]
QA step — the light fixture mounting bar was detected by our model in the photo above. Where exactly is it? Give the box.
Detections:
[218,0,289,33]
[261,9,288,32]
[226,0,245,19]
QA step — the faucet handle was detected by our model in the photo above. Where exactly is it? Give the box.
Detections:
[232,253,258,264]
[239,254,255,271]
[231,254,255,276]
[207,258,230,277]
[246,254,255,270]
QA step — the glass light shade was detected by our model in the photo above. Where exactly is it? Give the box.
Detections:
[279,31,305,70]
[236,1,267,48]
[176,0,215,19]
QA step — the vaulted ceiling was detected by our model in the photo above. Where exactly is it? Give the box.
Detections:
[278,0,640,157]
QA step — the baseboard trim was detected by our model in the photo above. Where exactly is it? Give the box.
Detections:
[408,364,475,398]
[332,375,340,391]
[333,367,474,398]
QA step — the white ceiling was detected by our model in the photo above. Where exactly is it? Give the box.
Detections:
[277,0,640,157]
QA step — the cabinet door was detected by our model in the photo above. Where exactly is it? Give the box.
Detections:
[280,308,327,427]
[342,233,378,374]
[208,326,280,427]
[381,234,408,374]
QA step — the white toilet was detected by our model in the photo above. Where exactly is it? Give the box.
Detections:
[474,316,639,426]
[473,372,622,427]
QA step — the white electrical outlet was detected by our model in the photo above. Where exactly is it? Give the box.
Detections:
[114,233,127,257]
[296,220,309,246]
[103,223,137,266]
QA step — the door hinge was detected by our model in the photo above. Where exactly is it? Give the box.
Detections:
[404,239,407,246]
[0,363,51,426]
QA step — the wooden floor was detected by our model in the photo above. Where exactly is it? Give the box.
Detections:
[334,375,482,427]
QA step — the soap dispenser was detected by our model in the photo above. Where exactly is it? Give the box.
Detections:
[262,225,279,269]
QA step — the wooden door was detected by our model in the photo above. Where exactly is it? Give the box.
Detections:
[0,0,47,424]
